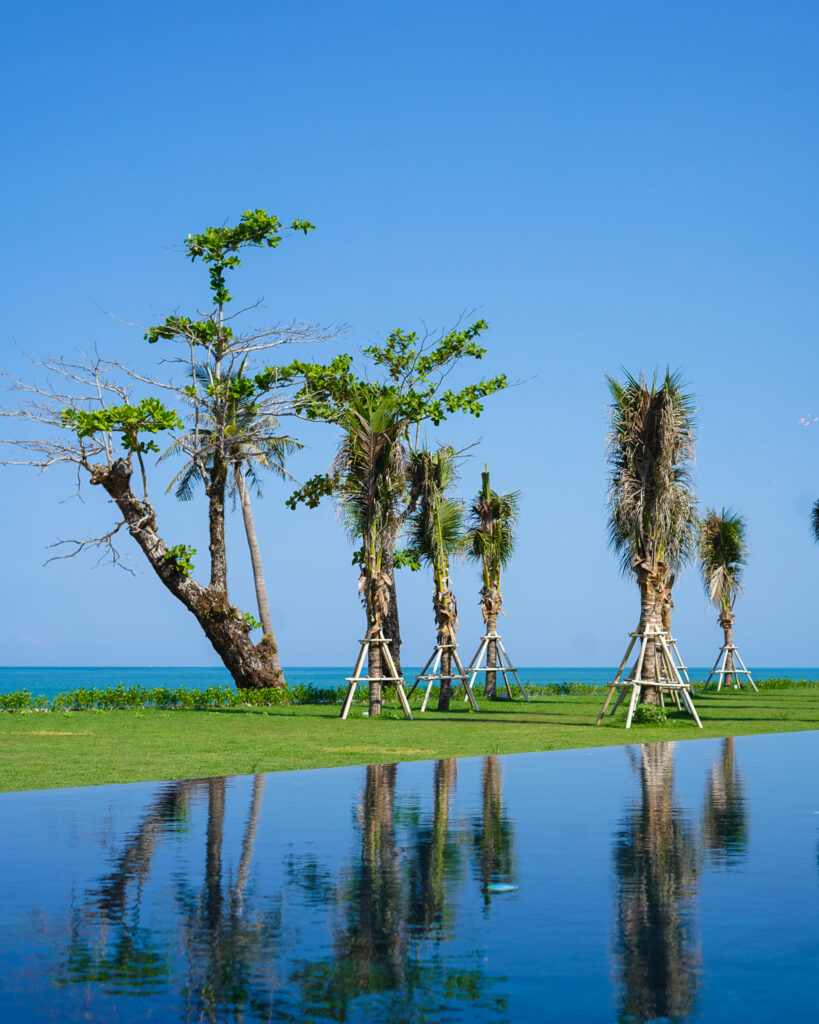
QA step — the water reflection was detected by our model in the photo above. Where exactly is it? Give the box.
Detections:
[612,743,702,1023]
[702,738,749,868]
[9,737,802,1021]
[472,755,517,907]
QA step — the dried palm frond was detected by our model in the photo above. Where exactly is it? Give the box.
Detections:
[698,508,747,612]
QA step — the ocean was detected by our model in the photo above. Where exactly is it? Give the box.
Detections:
[1,665,817,701]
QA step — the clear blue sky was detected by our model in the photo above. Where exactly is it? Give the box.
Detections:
[3,0,819,668]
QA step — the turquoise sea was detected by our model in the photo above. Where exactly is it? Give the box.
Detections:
[2,665,818,701]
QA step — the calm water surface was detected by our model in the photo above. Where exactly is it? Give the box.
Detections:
[1,733,818,1022]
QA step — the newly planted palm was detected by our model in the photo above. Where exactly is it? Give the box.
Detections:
[698,508,747,687]
[607,370,698,704]
[464,466,519,697]
[408,446,465,710]
[163,364,301,681]
[334,393,407,716]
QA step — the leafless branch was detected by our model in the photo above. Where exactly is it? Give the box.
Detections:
[44,521,134,573]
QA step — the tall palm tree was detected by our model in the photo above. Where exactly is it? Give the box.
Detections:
[697,508,748,688]
[408,446,465,711]
[334,393,407,716]
[606,370,698,705]
[464,466,519,697]
[163,365,301,682]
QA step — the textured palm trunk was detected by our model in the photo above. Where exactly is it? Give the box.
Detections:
[720,612,735,686]
[234,467,285,683]
[435,585,458,712]
[91,458,284,689]
[363,570,391,717]
[381,537,402,677]
[633,566,666,706]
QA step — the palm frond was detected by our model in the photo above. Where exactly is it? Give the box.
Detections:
[697,507,747,611]
[605,367,697,577]
[463,465,519,588]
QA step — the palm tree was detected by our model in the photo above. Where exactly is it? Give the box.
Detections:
[163,365,301,684]
[606,370,698,705]
[334,393,407,716]
[697,508,748,688]
[464,466,519,698]
[408,446,465,711]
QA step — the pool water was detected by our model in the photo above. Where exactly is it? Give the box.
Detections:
[1,733,817,1022]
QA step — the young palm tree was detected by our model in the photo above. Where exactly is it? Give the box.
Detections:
[606,370,698,705]
[697,508,747,687]
[464,466,520,698]
[162,366,301,682]
[334,393,407,716]
[407,446,465,711]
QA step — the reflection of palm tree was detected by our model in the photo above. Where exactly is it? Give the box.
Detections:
[62,780,200,989]
[407,758,459,934]
[702,738,749,867]
[613,744,701,1023]
[472,756,516,907]
[177,775,282,1022]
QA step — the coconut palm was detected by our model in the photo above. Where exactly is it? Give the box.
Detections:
[162,365,301,682]
[606,370,698,704]
[334,393,407,716]
[464,466,520,698]
[698,508,748,688]
[407,446,465,711]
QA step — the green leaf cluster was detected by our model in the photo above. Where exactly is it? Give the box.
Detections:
[184,208,314,307]
[62,399,183,453]
[163,543,196,576]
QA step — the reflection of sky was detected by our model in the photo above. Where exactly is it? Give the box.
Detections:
[1,734,818,1022]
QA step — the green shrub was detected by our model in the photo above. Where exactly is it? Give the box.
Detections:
[631,702,667,725]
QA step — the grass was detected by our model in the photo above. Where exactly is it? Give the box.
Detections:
[1,687,818,793]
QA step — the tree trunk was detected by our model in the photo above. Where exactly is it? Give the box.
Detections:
[381,537,402,677]
[207,454,229,593]
[234,467,285,684]
[484,608,498,697]
[633,564,667,706]
[90,458,285,689]
[363,569,391,717]
[435,586,458,712]
[720,612,735,687]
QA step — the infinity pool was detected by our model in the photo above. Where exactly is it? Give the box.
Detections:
[1,733,817,1022]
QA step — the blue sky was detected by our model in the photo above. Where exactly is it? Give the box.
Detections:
[2,1,819,668]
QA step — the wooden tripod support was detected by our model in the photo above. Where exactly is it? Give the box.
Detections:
[596,628,703,729]
[706,644,758,691]
[339,631,414,720]
[406,632,479,712]
[452,632,531,702]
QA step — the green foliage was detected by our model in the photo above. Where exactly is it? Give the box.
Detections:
[464,465,519,589]
[164,543,196,576]
[286,472,337,510]
[183,208,314,307]
[606,368,698,576]
[278,321,506,428]
[392,546,423,571]
[698,508,747,612]
[631,702,667,725]
[241,611,262,630]
[62,399,183,454]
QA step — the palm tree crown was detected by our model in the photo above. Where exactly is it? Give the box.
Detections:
[698,508,747,614]
[606,369,698,577]
[464,466,519,592]
[407,446,464,590]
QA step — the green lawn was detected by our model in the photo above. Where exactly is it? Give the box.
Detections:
[2,688,818,793]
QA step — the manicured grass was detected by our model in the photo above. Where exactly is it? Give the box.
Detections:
[2,688,818,792]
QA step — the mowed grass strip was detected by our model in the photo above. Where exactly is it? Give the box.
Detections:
[1,689,818,793]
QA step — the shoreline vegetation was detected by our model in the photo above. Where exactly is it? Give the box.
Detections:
[1,676,818,713]
[1,683,817,794]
